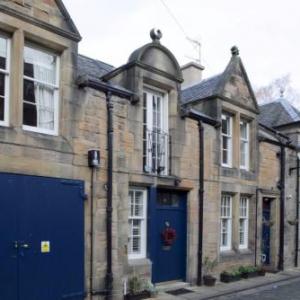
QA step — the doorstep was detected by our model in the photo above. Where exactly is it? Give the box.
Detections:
[147,268,300,299]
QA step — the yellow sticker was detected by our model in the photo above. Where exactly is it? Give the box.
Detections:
[41,241,50,253]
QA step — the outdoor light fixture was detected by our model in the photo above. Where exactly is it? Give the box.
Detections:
[88,149,100,168]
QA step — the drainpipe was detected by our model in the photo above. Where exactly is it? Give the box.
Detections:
[254,188,261,267]
[278,145,285,271]
[78,77,133,298]
[295,157,299,267]
[105,91,113,300]
[197,120,204,286]
[90,167,95,295]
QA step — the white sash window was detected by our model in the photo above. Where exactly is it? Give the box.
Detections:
[128,188,147,260]
[220,194,232,251]
[0,35,10,126]
[221,114,232,167]
[240,120,250,170]
[143,88,168,175]
[239,196,249,249]
[23,46,59,135]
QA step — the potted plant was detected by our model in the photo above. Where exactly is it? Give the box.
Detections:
[124,276,152,300]
[202,256,218,286]
[220,267,241,283]
[239,265,258,279]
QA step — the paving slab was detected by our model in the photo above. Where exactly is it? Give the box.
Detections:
[148,268,300,300]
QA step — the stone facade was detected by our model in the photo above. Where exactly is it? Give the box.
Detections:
[0,2,299,300]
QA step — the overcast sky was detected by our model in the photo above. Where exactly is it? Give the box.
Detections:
[63,0,300,94]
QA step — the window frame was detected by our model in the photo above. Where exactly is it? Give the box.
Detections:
[220,194,232,251]
[22,44,60,136]
[221,113,233,168]
[0,34,10,127]
[128,187,147,260]
[239,196,249,249]
[240,120,250,170]
[143,86,169,175]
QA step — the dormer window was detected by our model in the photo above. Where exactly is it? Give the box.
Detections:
[143,88,169,175]
[0,35,10,126]
[221,113,232,167]
[240,120,249,170]
[23,45,59,135]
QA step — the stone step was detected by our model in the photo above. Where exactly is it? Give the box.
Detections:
[155,280,190,292]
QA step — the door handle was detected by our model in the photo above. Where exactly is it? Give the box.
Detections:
[20,243,30,249]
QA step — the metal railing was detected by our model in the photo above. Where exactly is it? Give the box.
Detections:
[143,129,170,175]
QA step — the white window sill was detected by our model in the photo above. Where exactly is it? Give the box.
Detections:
[222,164,232,168]
[0,120,9,127]
[240,166,249,171]
[23,125,58,136]
[220,247,232,253]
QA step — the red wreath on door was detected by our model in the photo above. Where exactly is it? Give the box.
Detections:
[161,227,177,246]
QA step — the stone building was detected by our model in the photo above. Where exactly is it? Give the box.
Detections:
[0,1,299,300]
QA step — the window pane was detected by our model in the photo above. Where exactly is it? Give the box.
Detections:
[0,37,7,70]
[23,102,37,127]
[240,121,247,139]
[132,237,140,252]
[23,79,36,103]
[0,73,5,96]
[24,46,56,85]
[0,97,4,121]
[222,118,228,134]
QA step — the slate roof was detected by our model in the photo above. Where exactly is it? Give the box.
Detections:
[77,54,114,79]
[181,74,222,104]
[259,98,300,128]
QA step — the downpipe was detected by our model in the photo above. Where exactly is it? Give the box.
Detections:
[197,121,204,286]
[105,91,114,300]
[278,145,285,271]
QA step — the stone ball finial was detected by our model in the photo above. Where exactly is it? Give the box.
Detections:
[231,45,239,56]
[150,28,162,43]
[280,88,285,98]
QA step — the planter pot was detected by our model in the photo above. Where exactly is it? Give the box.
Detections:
[124,290,151,300]
[220,273,241,283]
[203,275,217,286]
[241,271,258,279]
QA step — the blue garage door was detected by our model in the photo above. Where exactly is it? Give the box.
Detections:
[0,173,85,300]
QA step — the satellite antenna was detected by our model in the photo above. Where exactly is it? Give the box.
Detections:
[185,37,202,64]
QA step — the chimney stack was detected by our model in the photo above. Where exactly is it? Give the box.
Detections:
[181,62,205,89]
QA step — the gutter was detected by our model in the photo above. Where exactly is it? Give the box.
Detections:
[77,75,133,99]
[181,108,220,127]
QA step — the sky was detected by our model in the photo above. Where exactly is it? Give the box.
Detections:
[63,0,300,95]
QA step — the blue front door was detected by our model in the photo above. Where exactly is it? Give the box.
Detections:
[149,189,187,283]
[262,199,271,265]
[0,173,85,300]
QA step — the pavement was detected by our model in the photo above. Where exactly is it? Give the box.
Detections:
[148,268,300,300]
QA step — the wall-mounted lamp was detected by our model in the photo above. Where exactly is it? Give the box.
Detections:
[88,149,100,168]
